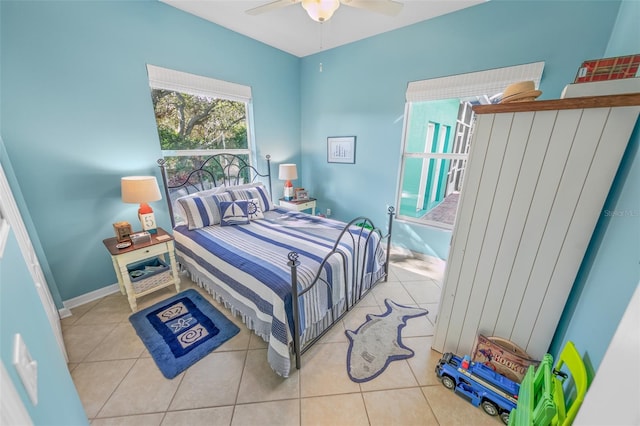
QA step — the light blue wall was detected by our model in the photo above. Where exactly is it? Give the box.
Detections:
[1,0,301,301]
[549,0,640,374]
[1,139,87,425]
[2,4,85,420]
[299,0,621,259]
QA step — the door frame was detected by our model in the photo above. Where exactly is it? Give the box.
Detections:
[0,163,67,361]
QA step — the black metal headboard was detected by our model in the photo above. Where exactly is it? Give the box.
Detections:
[158,154,272,228]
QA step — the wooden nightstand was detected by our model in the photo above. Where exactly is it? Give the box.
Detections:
[279,197,317,215]
[103,227,181,312]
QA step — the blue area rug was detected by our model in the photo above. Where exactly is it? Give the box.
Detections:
[129,289,240,379]
[345,299,428,382]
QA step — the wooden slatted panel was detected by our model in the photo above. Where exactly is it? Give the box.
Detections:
[443,113,514,354]
[478,111,556,339]
[510,108,610,357]
[492,110,582,346]
[455,112,535,352]
[526,105,640,353]
[432,113,495,351]
[433,97,639,360]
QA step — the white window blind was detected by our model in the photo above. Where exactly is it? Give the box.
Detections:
[406,62,545,102]
[146,64,252,103]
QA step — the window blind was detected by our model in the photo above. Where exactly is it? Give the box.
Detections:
[406,62,545,102]
[146,64,252,103]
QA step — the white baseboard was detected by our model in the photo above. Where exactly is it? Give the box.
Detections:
[60,283,120,315]
[58,307,73,319]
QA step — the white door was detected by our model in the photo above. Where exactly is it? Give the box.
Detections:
[0,163,67,361]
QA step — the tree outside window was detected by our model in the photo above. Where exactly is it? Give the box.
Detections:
[151,89,251,187]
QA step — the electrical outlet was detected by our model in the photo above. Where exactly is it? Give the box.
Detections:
[13,334,38,405]
[326,208,332,217]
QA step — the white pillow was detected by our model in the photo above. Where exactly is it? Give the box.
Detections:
[246,198,264,220]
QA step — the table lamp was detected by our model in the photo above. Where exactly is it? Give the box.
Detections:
[121,176,162,234]
[278,164,298,201]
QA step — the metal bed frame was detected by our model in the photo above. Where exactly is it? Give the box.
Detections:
[158,153,394,370]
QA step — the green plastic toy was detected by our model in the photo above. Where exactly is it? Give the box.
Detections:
[509,341,587,426]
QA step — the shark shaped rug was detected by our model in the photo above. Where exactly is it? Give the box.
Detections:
[345,299,428,382]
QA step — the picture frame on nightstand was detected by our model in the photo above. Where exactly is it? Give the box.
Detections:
[295,189,309,200]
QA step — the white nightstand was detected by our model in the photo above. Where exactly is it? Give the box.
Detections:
[279,197,317,215]
[103,227,181,312]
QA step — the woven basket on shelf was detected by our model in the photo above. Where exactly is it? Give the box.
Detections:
[132,270,172,294]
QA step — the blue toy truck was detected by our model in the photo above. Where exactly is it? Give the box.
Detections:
[435,352,519,424]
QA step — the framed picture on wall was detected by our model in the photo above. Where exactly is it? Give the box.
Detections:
[327,136,356,164]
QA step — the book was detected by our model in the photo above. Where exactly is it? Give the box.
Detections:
[471,335,540,383]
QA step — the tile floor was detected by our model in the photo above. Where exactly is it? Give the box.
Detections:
[63,251,502,425]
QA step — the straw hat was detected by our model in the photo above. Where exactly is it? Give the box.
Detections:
[500,81,542,103]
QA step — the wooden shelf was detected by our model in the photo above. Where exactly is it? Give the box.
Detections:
[473,92,640,114]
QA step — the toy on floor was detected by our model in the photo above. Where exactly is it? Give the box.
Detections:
[508,341,587,426]
[435,352,519,424]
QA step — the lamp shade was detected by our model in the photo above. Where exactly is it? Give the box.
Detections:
[278,164,298,181]
[301,0,340,22]
[121,176,162,204]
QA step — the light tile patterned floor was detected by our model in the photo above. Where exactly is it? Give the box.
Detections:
[63,252,502,425]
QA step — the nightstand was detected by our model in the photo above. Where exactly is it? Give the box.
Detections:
[279,197,317,215]
[103,227,181,312]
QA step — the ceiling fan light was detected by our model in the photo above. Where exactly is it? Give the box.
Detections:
[301,0,340,22]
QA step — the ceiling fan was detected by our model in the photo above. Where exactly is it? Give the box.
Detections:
[246,0,403,23]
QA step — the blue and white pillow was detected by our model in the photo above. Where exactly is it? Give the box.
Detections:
[177,192,233,230]
[227,185,274,212]
[219,200,250,226]
[246,198,264,220]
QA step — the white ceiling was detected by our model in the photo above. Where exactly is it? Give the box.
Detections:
[160,0,485,57]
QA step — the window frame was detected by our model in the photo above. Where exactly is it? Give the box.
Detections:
[396,62,545,230]
[146,64,256,166]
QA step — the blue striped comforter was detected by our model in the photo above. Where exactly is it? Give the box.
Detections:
[173,208,385,377]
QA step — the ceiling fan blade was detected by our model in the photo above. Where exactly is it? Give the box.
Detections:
[246,0,300,16]
[341,0,403,16]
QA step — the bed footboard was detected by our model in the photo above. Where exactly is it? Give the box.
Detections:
[288,206,395,369]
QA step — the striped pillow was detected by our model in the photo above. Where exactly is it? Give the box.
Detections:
[227,185,274,212]
[177,192,232,230]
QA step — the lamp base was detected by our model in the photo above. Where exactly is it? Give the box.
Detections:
[139,212,158,234]
[283,180,294,201]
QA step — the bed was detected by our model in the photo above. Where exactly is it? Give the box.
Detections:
[158,154,394,377]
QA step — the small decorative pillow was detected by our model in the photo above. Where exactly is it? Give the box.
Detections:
[219,200,250,226]
[246,198,264,220]
[227,185,275,212]
[177,192,232,230]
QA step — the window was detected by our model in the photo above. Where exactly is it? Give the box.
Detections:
[397,62,545,229]
[146,65,254,189]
